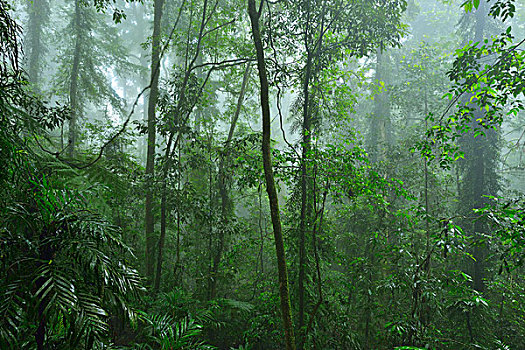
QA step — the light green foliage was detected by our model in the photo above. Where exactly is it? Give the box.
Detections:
[420,0,525,166]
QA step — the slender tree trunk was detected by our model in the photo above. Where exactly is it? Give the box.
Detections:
[207,130,214,300]
[134,2,150,165]
[145,0,165,284]
[154,0,208,292]
[194,54,203,133]
[174,142,182,285]
[296,6,327,345]
[424,91,430,253]
[363,237,373,350]
[297,51,313,349]
[154,156,169,293]
[154,127,177,294]
[67,0,81,158]
[248,1,296,349]
[209,62,251,300]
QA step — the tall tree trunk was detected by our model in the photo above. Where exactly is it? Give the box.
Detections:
[248,1,296,349]
[145,0,165,284]
[471,0,488,294]
[297,50,313,349]
[154,127,177,293]
[26,0,48,88]
[367,49,391,163]
[67,0,81,158]
[133,2,151,165]
[194,54,203,133]
[296,6,327,345]
[209,62,251,300]
[174,142,182,285]
[459,0,497,293]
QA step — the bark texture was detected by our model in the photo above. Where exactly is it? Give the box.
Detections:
[145,0,165,283]
[248,1,296,349]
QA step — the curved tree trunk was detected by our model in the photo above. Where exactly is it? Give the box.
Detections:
[248,1,296,349]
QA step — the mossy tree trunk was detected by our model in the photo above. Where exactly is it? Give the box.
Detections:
[248,1,296,349]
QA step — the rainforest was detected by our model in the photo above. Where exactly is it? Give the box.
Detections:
[1,0,524,348]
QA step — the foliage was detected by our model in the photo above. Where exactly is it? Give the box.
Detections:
[476,197,525,264]
[1,0,524,348]
[420,0,525,166]
[0,4,143,348]
[0,180,144,348]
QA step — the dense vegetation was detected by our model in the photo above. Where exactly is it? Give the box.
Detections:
[1,0,524,348]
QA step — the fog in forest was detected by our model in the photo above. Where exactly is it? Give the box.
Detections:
[1,0,524,348]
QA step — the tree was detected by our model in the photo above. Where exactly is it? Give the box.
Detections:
[145,0,165,283]
[367,49,392,163]
[51,0,129,156]
[152,0,247,293]
[210,62,252,299]
[248,0,296,348]
[25,0,49,89]
[264,0,406,345]
[3,0,525,347]
[457,0,500,293]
